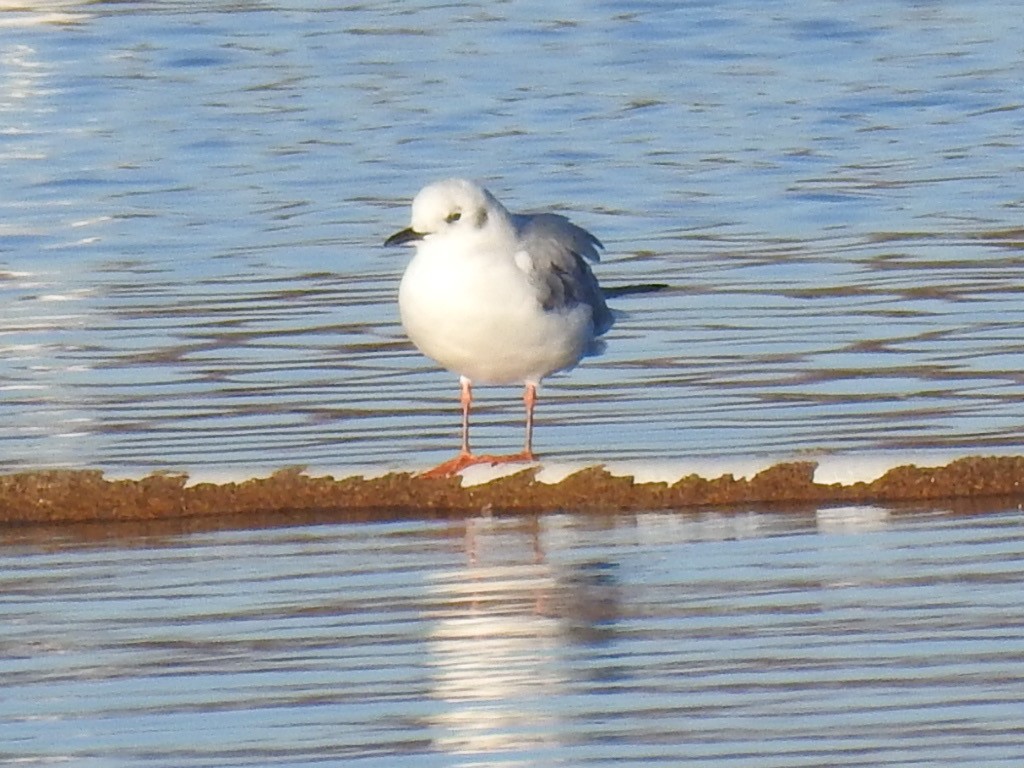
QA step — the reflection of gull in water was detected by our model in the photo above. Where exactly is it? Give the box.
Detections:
[425,517,624,758]
[427,545,563,753]
[815,505,890,534]
[428,585,564,754]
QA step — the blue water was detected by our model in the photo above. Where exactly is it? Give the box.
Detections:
[3,8,1024,763]
[2,1,1023,476]
[3,506,1023,766]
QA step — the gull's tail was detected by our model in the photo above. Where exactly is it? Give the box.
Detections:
[603,283,669,299]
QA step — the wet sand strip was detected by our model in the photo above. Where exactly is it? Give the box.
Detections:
[2,456,1024,528]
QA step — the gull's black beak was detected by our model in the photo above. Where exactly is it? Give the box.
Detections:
[384,227,423,247]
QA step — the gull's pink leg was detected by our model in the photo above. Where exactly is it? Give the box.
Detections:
[521,382,538,459]
[419,379,540,479]
[459,376,472,455]
[468,383,539,465]
[421,377,477,478]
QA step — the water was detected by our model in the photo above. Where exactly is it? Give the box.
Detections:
[3,506,1023,766]
[3,7,1024,764]
[2,1,1023,476]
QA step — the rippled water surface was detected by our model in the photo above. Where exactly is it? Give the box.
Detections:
[2,1,1023,475]
[5,7,1023,765]
[4,506,1024,766]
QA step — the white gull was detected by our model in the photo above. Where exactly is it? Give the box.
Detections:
[385,178,662,477]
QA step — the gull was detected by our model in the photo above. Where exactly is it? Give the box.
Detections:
[385,178,662,478]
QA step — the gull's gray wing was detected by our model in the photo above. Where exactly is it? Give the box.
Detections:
[512,213,614,336]
[514,213,603,262]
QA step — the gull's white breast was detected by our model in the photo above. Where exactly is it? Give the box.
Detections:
[399,237,594,385]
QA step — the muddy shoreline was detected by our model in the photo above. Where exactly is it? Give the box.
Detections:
[2,455,1023,529]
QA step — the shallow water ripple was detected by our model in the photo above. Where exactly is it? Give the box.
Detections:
[2,509,1023,765]
[2,2,1024,473]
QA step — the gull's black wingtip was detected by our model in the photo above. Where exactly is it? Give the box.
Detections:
[603,283,669,298]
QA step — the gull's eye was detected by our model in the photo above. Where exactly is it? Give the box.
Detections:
[445,211,462,223]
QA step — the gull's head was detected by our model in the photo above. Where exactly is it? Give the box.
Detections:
[384,178,505,248]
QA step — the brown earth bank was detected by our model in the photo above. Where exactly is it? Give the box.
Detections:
[2,456,1024,530]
